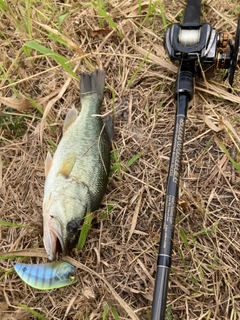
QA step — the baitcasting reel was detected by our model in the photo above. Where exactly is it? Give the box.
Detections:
[164,12,240,89]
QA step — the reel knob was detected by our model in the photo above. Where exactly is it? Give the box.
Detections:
[218,32,230,48]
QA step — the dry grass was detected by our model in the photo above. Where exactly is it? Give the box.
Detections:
[0,0,240,319]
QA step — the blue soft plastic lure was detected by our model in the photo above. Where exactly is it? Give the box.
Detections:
[14,261,77,290]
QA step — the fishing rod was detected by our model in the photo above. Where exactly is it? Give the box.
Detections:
[151,0,240,319]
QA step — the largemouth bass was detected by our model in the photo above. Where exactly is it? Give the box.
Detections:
[43,69,111,261]
[14,261,77,290]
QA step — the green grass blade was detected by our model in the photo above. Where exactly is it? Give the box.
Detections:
[27,96,44,116]
[0,268,13,280]
[159,1,167,30]
[19,304,47,320]
[143,1,159,25]
[166,305,172,320]
[126,153,142,168]
[111,147,123,179]
[178,247,187,270]
[102,304,108,320]
[0,255,20,261]
[24,40,77,79]
[100,202,114,220]
[111,306,120,320]
[127,52,150,88]
[47,139,57,149]
[179,227,189,250]
[0,220,35,229]
[92,2,123,38]
[0,0,9,10]
[221,143,240,171]
[77,212,93,251]
[19,4,31,36]
[97,7,118,29]
[58,12,70,29]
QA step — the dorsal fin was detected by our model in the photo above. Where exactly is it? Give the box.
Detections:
[63,109,78,133]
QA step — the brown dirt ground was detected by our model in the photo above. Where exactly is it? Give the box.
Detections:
[0,1,240,319]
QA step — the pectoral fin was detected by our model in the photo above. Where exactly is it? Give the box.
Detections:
[45,152,53,177]
[63,109,78,133]
[57,153,77,177]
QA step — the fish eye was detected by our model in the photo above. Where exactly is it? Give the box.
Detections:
[66,220,79,233]
[68,272,76,281]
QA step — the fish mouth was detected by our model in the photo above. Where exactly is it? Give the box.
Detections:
[51,222,65,259]
[44,216,82,260]
[44,216,65,261]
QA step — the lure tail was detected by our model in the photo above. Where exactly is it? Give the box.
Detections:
[80,69,105,101]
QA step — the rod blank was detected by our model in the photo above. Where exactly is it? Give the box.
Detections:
[151,93,189,320]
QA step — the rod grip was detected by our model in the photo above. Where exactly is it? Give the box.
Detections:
[183,0,202,24]
[151,266,170,320]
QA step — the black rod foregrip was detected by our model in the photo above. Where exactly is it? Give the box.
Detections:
[183,0,202,24]
[151,267,170,320]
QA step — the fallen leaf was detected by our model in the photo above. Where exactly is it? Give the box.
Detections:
[0,97,33,111]
[203,115,223,132]
[221,117,240,143]
[0,89,60,111]
[82,286,95,299]
[90,29,112,37]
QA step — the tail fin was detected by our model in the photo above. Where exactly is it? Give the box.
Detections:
[80,69,105,101]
